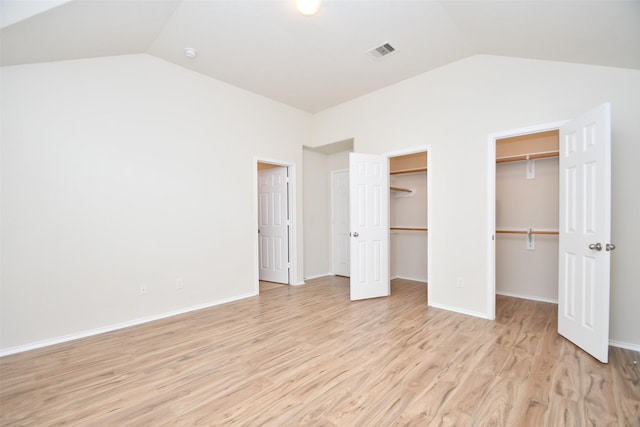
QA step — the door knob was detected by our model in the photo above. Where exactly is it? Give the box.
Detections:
[352,232,359,237]
[588,243,602,251]
[606,243,616,251]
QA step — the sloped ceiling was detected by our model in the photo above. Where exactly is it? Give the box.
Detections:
[1,0,639,113]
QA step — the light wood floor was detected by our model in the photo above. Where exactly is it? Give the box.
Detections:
[1,276,638,426]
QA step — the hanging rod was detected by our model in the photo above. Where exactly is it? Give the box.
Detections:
[390,186,412,193]
[496,229,559,235]
[496,150,559,164]
[391,227,428,231]
[390,167,427,175]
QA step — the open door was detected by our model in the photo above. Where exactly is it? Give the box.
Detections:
[349,153,390,300]
[258,166,289,284]
[558,103,613,363]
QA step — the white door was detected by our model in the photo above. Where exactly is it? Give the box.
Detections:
[558,103,612,363]
[332,170,350,277]
[349,153,390,300]
[258,166,289,284]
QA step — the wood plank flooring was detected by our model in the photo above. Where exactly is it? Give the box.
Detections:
[1,276,638,426]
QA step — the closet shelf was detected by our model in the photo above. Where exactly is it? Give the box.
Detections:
[496,150,559,164]
[496,229,559,235]
[390,186,412,193]
[391,227,428,231]
[390,167,427,175]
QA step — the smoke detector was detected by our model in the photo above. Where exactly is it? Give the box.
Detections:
[368,42,396,60]
[184,47,198,59]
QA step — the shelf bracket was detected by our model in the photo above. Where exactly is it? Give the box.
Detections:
[526,155,535,180]
[526,227,535,250]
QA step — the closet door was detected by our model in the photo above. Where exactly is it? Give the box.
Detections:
[558,103,612,363]
[349,153,390,300]
[258,166,289,284]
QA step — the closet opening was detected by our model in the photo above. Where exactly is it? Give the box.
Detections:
[255,159,297,293]
[495,130,560,305]
[389,151,429,294]
[488,104,611,362]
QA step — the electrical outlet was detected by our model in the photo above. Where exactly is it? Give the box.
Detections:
[456,277,464,288]
[139,285,148,295]
[176,277,184,290]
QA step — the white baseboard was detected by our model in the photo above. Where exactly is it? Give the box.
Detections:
[428,302,492,320]
[303,272,333,281]
[392,275,428,284]
[496,291,558,304]
[0,292,256,357]
[608,339,640,352]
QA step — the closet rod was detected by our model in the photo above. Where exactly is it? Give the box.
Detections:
[390,186,412,193]
[390,167,427,175]
[391,227,428,231]
[496,150,559,164]
[496,229,559,235]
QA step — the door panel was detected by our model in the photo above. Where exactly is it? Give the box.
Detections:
[258,166,289,284]
[558,103,611,363]
[349,153,389,300]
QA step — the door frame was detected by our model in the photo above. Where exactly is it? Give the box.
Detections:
[385,145,432,301]
[486,120,567,319]
[253,157,298,292]
[331,168,350,276]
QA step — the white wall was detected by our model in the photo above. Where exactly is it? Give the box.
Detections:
[0,54,311,352]
[390,172,428,282]
[327,151,349,172]
[496,158,559,302]
[302,149,330,278]
[311,55,640,348]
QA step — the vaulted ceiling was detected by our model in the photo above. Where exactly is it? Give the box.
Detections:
[2,0,639,113]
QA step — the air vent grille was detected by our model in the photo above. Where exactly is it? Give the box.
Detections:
[368,43,396,59]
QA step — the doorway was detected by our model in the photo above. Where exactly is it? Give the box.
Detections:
[494,130,560,304]
[255,160,297,290]
[389,151,429,285]
[487,121,566,318]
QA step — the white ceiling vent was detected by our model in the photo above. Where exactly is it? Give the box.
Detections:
[368,42,396,60]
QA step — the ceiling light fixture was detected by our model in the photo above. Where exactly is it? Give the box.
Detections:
[184,47,198,59]
[296,0,322,16]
